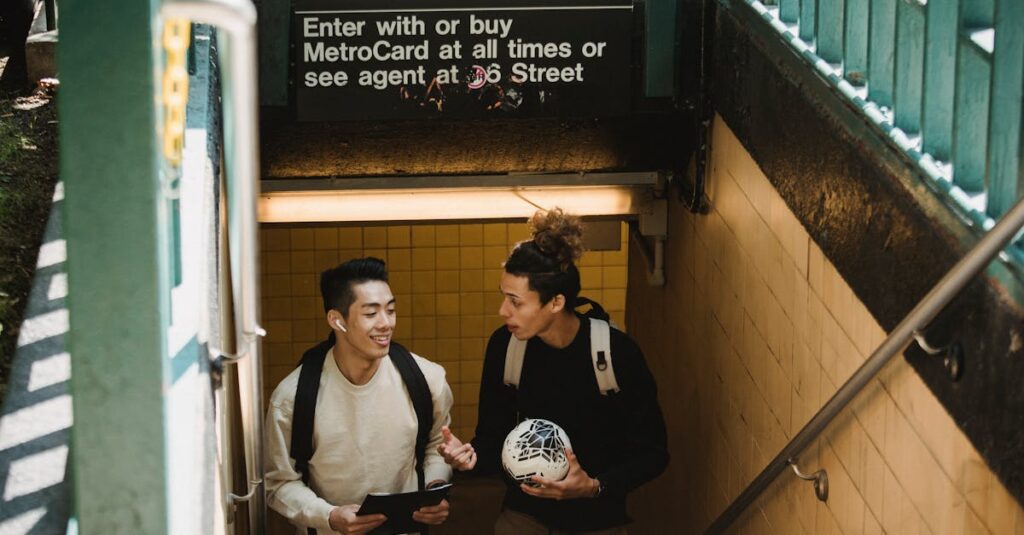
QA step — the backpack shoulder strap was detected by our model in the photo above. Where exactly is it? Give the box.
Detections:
[290,339,333,486]
[577,296,610,321]
[589,318,620,395]
[388,341,432,490]
[503,334,528,388]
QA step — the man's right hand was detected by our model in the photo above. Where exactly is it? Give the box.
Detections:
[437,425,477,471]
[328,504,386,535]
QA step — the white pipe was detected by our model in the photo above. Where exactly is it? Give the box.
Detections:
[649,238,665,286]
[159,1,264,532]
[629,227,666,286]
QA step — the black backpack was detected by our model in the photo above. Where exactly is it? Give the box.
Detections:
[290,333,433,535]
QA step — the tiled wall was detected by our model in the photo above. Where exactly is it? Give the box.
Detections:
[625,116,1024,533]
[259,222,628,443]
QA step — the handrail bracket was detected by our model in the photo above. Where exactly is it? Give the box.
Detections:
[787,458,828,502]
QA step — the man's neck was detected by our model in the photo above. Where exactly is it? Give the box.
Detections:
[537,313,581,349]
[331,344,382,385]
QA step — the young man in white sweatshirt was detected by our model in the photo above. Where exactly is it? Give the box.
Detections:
[265,257,454,535]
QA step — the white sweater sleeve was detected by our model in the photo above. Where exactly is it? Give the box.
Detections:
[422,368,455,485]
[264,399,335,531]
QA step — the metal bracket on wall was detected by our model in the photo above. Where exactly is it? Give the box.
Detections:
[788,458,828,502]
[913,331,965,382]
[631,197,667,286]
[225,479,263,523]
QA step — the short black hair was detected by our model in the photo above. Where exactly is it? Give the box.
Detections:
[320,257,389,316]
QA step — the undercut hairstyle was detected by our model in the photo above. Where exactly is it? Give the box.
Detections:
[504,208,585,309]
[320,257,389,316]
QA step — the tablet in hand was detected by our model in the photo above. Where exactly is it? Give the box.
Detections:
[357,484,453,534]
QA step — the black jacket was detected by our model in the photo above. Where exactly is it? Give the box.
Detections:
[469,318,669,530]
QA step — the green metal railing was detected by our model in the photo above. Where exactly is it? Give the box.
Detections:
[743,0,1024,257]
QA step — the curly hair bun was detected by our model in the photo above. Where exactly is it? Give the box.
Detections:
[529,208,585,269]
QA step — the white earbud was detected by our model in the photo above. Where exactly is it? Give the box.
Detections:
[334,319,347,333]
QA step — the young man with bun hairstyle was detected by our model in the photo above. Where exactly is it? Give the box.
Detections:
[265,257,454,535]
[438,210,669,534]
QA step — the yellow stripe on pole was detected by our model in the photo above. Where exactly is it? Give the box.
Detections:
[162,19,191,166]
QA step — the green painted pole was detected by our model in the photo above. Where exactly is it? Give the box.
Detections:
[895,0,925,135]
[867,0,896,108]
[817,0,844,64]
[986,0,1024,218]
[844,0,868,85]
[799,0,816,42]
[921,0,957,160]
[952,40,990,193]
[60,0,171,532]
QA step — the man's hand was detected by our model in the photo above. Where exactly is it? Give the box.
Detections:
[437,426,477,471]
[520,449,599,501]
[328,504,386,535]
[412,498,450,525]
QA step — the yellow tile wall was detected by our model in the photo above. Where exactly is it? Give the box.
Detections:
[625,116,1024,533]
[260,221,629,443]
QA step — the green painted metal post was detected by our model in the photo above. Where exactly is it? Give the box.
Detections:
[60,0,170,532]
[951,0,993,193]
[961,0,994,29]
[799,0,816,42]
[779,0,798,24]
[817,0,844,63]
[952,35,990,193]
[868,0,896,108]
[844,0,868,84]
[894,0,925,134]
[921,0,957,160]
[986,0,1024,218]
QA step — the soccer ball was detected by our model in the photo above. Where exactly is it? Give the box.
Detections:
[501,419,573,487]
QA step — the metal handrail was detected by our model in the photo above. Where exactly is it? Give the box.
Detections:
[707,192,1024,533]
[159,1,264,533]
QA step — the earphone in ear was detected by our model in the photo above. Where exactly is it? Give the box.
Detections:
[334,319,347,333]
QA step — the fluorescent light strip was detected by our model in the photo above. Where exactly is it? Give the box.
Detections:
[258,185,646,223]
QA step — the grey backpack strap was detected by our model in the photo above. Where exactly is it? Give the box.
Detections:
[589,318,619,395]
[503,335,528,388]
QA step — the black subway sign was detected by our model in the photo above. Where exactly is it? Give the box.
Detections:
[293,0,632,120]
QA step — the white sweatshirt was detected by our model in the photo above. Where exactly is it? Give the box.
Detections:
[264,349,454,534]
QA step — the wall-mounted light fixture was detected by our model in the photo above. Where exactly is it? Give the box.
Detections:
[258,172,661,224]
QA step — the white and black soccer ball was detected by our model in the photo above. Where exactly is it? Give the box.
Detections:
[501,419,573,487]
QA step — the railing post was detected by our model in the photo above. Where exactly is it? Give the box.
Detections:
[799,0,817,42]
[817,0,844,63]
[844,0,868,84]
[868,0,897,108]
[985,0,1024,218]
[922,0,958,161]
[894,0,926,135]
[951,26,991,193]
[779,0,799,24]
